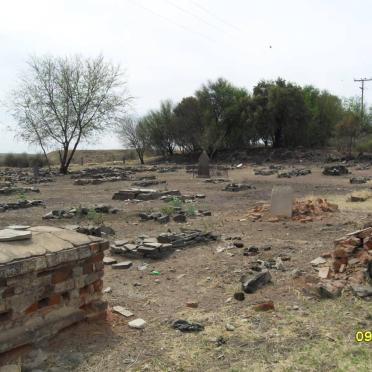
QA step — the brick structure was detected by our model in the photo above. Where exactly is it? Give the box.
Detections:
[0,226,109,354]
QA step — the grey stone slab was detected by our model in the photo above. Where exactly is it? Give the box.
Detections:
[0,229,32,242]
[112,261,133,269]
[270,186,293,217]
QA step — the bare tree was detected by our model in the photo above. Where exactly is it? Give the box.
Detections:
[11,55,131,174]
[117,117,148,164]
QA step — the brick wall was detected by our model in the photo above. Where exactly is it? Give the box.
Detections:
[0,240,109,354]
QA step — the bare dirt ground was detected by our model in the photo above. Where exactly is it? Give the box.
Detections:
[1,162,372,371]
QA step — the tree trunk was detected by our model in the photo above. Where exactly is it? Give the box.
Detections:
[59,146,69,174]
[137,149,145,164]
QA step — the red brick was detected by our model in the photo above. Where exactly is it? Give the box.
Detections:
[83,263,94,275]
[88,252,104,264]
[364,237,372,250]
[52,268,72,284]
[25,303,38,315]
[89,243,100,254]
[92,280,103,292]
[48,294,61,306]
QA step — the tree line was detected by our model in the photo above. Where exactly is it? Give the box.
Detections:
[10,55,370,173]
[118,77,370,163]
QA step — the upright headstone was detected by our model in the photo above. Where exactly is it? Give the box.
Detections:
[80,157,84,166]
[122,155,126,165]
[270,186,293,217]
[33,165,39,179]
[198,150,210,178]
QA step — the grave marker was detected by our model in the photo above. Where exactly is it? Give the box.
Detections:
[270,186,293,217]
[198,150,210,178]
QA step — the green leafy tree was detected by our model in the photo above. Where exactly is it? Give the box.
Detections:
[335,112,361,156]
[195,78,249,157]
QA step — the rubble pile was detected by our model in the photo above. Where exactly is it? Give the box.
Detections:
[0,199,44,212]
[253,168,277,176]
[64,224,115,237]
[310,227,372,299]
[110,229,219,258]
[71,166,133,185]
[322,165,349,176]
[0,168,55,184]
[112,188,181,201]
[349,176,369,184]
[43,204,118,220]
[138,207,211,224]
[248,198,338,223]
[223,183,255,192]
[0,186,40,195]
[132,178,167,187]
[203,178,230,184]
[277,168,312,178]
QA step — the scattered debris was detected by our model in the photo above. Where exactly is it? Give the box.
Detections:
[223,183,255,192]
[241,270,272,293]
[0,199,44,213]
[172,319,204,332]
[0,186,40,195]
[0,228,32,242]
[112,188,181,201]
[186,301,199,308]
[323,165,349,176]
[277,168,311,178]
[43,204,118,220]
[350,176,368,184]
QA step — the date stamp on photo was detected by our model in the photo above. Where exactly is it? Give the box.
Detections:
[355,331,372,342]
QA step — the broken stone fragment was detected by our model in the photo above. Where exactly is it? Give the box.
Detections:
[103,257,117,265]
[311,256,327,266]
[172,319,204,332]
[0,229,32,242]
[318,266,330,279]
[113,306,134,317]
[317,282,342,299]
[241,270,272,293]
[351,285,372,298]
[112,261,133,269]
[128,318,146,329]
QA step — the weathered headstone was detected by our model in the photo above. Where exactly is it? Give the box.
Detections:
[198,150,210,178]
[270,186,293,217]
[33,165,39,179]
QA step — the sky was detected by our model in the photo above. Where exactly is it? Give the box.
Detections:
[0,0,371,153]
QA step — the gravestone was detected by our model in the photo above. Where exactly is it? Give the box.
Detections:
[80,157,84,166]
[33,165,39,179]
[198,150,210,178]
[270,186,293,217]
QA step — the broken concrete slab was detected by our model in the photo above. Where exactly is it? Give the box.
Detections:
[112,306,134,317]
[0,229,32,242]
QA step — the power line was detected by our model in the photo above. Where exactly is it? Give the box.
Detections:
[126,0,216,43]
[164,0,227,33]
[189,0,242,33]
[353,77,372,120]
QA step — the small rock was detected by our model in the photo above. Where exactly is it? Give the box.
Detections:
[172,319,204,332]
[233,241,244,248]
[103,287,112,293]
[225,323,235,331]
[233,292,245,301]
[311,257,327,266]
[186,301,199,308]
[128,318,146,329]
[241,270,272,293]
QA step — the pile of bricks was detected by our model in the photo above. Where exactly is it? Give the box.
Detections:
[248,198,338,223]
[309,227,372,299]
[0,226,109,354]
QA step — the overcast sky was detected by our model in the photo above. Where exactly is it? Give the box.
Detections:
[1,0,371,153]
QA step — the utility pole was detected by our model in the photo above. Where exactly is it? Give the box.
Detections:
[354,78,372,121]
